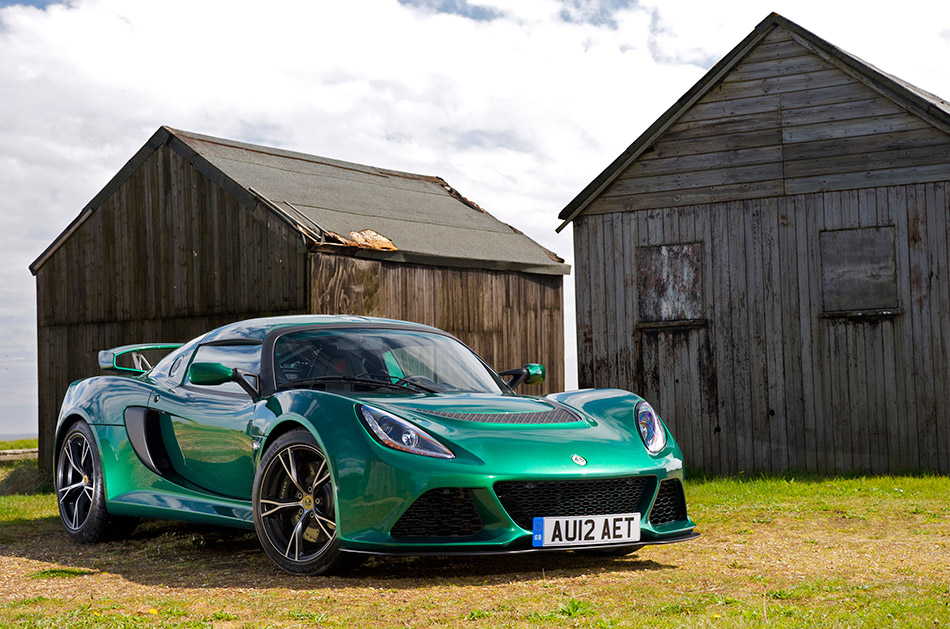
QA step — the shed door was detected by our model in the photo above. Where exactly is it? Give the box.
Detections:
[633,243,717,473]
[817,227,900,474]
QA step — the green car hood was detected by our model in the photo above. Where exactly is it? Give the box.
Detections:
[351,389,681,476]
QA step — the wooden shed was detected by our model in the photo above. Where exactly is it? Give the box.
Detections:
[31,126,568,467]
[558,13,950,475]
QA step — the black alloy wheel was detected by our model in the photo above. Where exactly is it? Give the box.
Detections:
[56,420,136,542]
[252,428,359,575]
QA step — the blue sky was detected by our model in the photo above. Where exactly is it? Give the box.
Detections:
[398,0,506,21]
[1,0,949,437]
[0,0,54,7]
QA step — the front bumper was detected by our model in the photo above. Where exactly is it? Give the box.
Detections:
[334,456,697,553]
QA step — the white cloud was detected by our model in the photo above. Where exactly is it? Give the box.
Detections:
[1,0,949,435]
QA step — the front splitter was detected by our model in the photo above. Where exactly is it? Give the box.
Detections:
[340,530,699,556]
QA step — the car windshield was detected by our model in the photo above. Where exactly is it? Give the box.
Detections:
[273,328,504,394]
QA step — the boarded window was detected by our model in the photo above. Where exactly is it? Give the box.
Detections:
[820,227,897,313]
[637,243,703,322]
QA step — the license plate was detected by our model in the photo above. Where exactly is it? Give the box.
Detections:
[531,513,641,547]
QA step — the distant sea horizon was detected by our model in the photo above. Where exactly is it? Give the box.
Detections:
[0,432,38,441]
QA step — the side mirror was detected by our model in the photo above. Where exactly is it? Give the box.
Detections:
[188,362,260,398]
[499,363,546,389]
[188,362,233,386]
[523,363,545,386]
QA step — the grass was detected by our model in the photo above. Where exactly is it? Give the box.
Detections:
[0,438,38,450]
[30,568,97,579]
[0,473,948,627]
[0,460,52,496]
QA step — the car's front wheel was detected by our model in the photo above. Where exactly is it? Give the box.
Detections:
[252,428,358,575]
[56,420,137,542]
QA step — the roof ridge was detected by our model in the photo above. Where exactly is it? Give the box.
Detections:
[166,126,436,182]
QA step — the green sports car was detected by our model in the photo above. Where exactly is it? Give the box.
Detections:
[54,315,697,574]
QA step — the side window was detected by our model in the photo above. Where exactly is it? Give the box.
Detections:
[169,355,186,380]
[188,344,262,395]
[149,339,200,385]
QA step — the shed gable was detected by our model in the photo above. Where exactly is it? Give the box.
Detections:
[36,144,311,328]
[584,26,950,215]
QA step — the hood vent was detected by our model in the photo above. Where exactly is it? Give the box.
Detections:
[418,405,581,425]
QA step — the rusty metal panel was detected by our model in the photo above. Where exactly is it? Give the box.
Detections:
[637,243,704,322]
[820,226,897,313]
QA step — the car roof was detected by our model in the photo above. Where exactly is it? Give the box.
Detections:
[200,314,441,344]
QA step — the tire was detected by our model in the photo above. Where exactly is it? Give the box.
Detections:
[252,428,359,575]
[574,544,643,557]
[55,421,137,542]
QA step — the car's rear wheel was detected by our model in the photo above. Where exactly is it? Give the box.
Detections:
[574,544,643,557]
[252,428,359,575]
[56,421,137,542]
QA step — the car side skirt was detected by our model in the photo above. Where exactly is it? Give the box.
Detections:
[106,492,255,530]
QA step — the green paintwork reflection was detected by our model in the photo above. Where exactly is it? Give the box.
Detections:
[53,315,696,555]
[163,414,255,499]
[149,384,257,499]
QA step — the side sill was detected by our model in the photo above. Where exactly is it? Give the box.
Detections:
[107,491,254,530]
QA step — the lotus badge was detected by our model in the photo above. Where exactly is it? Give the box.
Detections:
[571,454,587,466]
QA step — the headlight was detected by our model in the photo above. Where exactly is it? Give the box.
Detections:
[358,405,455,459]
[635,401,667,455]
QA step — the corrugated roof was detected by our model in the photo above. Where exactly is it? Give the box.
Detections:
[556,12,950,228]
[31,127,568,275]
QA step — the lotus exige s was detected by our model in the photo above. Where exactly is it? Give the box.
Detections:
[54,315,697,574]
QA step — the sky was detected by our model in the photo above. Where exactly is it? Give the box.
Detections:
[1,0,948,437]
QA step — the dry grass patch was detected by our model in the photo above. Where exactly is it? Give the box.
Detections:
[0,460,51,496]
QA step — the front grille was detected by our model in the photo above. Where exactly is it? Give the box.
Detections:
[494,477,651,531]
[648,479,688,525]
[390,488,483,538]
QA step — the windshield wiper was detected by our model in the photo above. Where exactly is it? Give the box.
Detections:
[388,376,439,393]
[279,375,434,393]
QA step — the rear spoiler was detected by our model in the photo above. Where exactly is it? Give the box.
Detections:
[98,343,182,374]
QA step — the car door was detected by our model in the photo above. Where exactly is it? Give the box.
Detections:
[148,341,261,499]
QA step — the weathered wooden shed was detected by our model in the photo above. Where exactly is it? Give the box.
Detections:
[558,13,950,475]
[31,126,568,466]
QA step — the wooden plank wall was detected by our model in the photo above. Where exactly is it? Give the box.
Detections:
[311,255,565,396]
[574,181,950,475]
[35,145,310,465]
[586,26,950,215]
[573,21,950,474]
